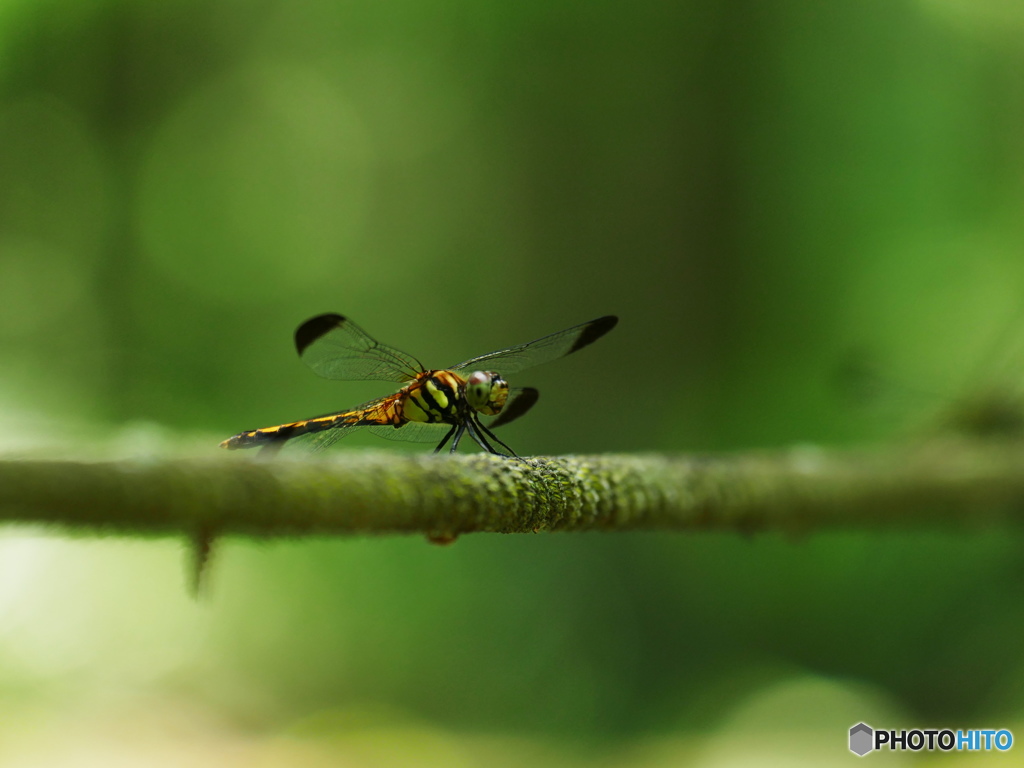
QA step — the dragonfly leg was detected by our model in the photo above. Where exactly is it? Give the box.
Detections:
[474,415,518,457]
[465,418,497,454]
[433,424,458,454]
[448,423,467,453]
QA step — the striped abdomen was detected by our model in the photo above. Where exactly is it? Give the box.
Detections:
[219,370,467,450]
[219,395,403,449]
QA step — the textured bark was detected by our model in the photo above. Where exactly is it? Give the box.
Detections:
[1,437,1023,541]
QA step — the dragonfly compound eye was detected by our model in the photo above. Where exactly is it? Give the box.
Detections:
[466,370,508,415]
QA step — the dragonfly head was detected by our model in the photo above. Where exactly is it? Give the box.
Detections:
[466,370,509,415]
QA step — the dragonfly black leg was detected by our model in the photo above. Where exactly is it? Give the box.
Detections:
[433,424,458,454]
[448,423,467,453]
[474,415,519,457]
[465,418,498,455]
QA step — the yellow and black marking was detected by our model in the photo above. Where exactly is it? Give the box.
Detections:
[400,370,464,424]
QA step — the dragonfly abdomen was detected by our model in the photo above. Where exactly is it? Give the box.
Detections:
[220,417,340,449]
[220,400,402,450]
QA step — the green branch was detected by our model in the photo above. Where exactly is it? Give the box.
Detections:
[2,437,1024,543]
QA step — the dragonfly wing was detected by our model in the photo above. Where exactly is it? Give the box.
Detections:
[367,421,453,443]
[449,315,617,376]
[487,387,539,429]
[295,314,426,383]
[297,422,360,453]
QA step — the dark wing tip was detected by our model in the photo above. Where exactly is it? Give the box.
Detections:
[295,313,347,356]
[569,315,618,355]
[490,387,540,429]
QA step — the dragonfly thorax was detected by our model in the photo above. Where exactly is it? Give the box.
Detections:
[465,370,509,416]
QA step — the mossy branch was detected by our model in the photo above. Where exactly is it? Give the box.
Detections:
[2,436,1024,542]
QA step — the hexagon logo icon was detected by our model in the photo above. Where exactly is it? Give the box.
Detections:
[849,722,874,756]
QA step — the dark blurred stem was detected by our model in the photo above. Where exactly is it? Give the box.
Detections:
[2,438,1024,540]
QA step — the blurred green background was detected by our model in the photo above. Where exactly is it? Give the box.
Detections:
[2,0,1024,764]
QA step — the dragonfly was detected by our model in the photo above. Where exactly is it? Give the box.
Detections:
[220,313,618,456]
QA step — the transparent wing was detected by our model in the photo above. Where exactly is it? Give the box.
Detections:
[368,422,453,443]
[295,313,426,383]
[449,316,617,376]
[281,424,437,454]
[297,421,361,453]
[280,411,452,452]
[292,419,449,452]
